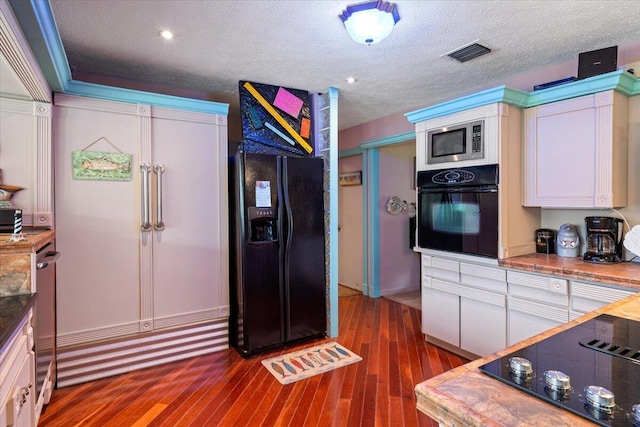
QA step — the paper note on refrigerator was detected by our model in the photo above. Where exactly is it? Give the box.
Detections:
[256,181,272,207]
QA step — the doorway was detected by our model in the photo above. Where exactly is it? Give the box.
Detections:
[338,135,419,300]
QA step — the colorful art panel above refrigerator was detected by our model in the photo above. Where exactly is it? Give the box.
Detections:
[239,81,314,157]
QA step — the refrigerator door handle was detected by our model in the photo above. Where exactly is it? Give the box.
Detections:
[153,163,165,231]
[140,163,152,232]
[281,157,294,336]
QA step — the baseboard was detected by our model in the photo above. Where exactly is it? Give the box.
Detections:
[380,285,420,297]
[56,318,229,388]
[424,335,480,361]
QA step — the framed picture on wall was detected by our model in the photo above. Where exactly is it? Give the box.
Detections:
[339,171,362,186]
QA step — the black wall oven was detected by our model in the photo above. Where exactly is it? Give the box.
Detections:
[417,164,499,258]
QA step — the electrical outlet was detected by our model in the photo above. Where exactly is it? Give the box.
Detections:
[621,61,640,76]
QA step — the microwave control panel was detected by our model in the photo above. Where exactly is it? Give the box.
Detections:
[471,124,483,153]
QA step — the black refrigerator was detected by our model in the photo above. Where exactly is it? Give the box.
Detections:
[229,152,327,357]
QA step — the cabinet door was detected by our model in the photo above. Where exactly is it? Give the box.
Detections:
[523,91,628,208]
[459,287,506,356]
[150,111,228,328]
[54,97,141,341]
[422,279,460,346]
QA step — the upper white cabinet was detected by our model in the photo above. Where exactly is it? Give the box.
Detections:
[523,90,629,208]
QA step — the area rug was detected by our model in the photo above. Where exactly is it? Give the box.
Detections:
[262,341,362,385]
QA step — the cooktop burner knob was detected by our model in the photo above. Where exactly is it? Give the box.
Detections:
[509,357,533,377]
[543,370,571,391]
[632,404,640,423]
[584,385,615,413]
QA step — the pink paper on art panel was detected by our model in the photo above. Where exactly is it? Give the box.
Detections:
[273,87,303,119]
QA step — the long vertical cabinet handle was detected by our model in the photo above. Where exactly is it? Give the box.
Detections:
[153,164,165,231]
[140,163,152,232]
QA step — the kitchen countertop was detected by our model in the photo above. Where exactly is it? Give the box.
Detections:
[499,253,640,291]
[0,229,56,254]
[0,293,35,352]
[414,293,640,426]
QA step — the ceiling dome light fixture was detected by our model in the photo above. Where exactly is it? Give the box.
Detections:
[339,1,400,45]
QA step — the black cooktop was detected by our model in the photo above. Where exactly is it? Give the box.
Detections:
[480,314,640,427]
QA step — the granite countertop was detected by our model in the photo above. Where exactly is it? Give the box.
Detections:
[0,229,56,254]
[414,293,640,426]
[0,293,35,352]
[499,253,640,290]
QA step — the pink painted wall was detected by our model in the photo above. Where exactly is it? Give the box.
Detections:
[339,111,414,151]
[378,142,419,295]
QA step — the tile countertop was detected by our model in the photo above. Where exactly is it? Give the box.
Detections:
[0,229,56,254]
[499,253,640,291]
[414,293,640,426]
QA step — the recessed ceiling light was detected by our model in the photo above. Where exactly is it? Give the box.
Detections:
[159,30,174,40]
[346,77,357,84]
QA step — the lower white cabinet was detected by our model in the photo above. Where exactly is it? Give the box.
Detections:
[422,279,460,347]
[460,287,506,356]
[421,255,507,357]
[421,253,637,357]
[506,270,569,346]
[0,311,35,427]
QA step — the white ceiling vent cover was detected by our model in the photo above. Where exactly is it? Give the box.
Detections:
[442,41,492,63]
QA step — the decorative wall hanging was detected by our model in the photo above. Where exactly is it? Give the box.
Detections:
[72,137,132,181]
[386,196,407,215]
[239,81,314,157]
[339,171,362,186]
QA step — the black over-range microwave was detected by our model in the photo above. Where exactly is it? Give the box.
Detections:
[427,119,484,165]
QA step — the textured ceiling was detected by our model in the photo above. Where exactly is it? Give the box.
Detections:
[49,0,640,132]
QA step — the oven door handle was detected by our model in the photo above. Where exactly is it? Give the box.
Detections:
[420,186,498,194]
[37,251,61,269]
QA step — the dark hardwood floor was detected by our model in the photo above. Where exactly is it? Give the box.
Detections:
[39,294,468,426]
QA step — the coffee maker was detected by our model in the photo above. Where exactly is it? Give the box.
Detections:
[583,216,624,263]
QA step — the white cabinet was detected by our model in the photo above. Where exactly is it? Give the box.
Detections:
[422,278,460,347]
[459,286,506,356]
[507,271,569,346]
[0,311,35,427]
[459,262,507,356]
[53,94,229,385]
[570,280,636,320]
[523,90,629,208]
[421,254,507,357]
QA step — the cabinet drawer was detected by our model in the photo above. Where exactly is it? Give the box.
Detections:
[570,281,636,313]
[507,271,568,307]
[508,297,569,346]
[429,278,461,295]
[460,263,507,293]
[422,255,460,282]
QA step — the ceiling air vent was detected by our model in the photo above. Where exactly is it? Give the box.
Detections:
[442,41,491,63]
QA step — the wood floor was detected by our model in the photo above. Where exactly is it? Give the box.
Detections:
[38,294,469,427]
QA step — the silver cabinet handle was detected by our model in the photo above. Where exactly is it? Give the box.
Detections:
[36,251,61,269]
[153,164,165,231]
[140,163,152,232]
